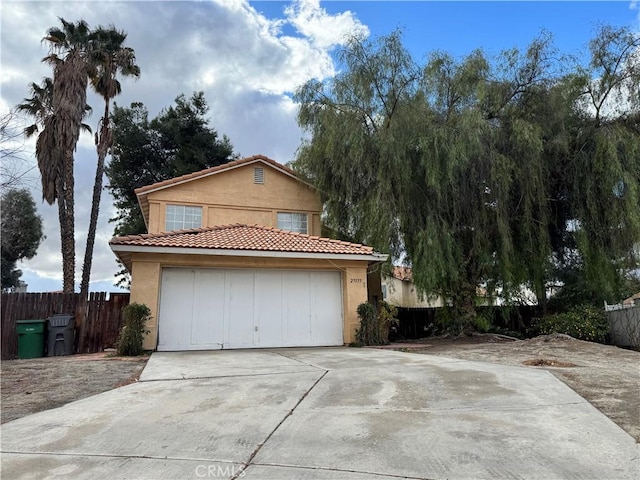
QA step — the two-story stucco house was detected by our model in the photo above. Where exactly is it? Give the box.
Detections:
[110,155,387,351]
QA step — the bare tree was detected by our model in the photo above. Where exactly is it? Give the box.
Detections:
[0,111,37,192]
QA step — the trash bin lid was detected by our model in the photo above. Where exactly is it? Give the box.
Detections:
[16,319,46,334]
[48,314,74,327]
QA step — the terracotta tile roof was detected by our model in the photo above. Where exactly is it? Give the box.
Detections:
[134,154,300,196]
[390,266,413,281]
[110,224,375,255]
[623,292,640,305]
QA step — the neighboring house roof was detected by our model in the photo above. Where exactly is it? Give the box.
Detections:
[110,224,387,269]
[388,266,414,282]
[623,292,640,305]
[134,154,314,226]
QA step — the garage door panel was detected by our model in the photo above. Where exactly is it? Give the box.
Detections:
[254,272,284,347]
[190,270,225,347]
[158,269,195,351]
[158,268,343,350]
[310,271,343,345]
[225,270,256,348]
[283,272,312,345]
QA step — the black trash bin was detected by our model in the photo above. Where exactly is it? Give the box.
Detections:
[47,314,75,356]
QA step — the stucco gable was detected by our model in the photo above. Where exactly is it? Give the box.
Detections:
[135,155,317,227]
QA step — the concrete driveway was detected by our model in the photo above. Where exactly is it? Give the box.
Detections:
[1,348,638,479]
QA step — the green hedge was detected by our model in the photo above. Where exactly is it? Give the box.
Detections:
[535,305,609,343]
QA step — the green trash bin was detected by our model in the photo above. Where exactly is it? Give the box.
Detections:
[16,319,47,359]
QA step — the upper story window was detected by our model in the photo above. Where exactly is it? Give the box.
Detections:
[165,205,202,231]
[277,212,308,234]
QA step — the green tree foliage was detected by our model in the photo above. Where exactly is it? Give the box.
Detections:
[1,189,45,289]
[106,93,235,286]
[106,92,235,238]
[295,27,639,325]
[566,26,640,305]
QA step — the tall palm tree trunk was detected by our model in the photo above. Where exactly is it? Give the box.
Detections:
[61,149,75,293]
[81,27,139,293]
[80,104,110,294]
[54,177,69,292]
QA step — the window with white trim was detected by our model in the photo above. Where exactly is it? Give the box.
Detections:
[277,212,308,234]
[165,205,202,231]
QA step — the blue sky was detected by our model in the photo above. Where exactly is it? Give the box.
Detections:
[1,0,638,293]
[259,1,637,61]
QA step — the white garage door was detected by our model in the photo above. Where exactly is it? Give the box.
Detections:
[157,268,343,351]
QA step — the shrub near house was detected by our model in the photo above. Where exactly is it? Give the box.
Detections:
[117,303,151,356]
[355,301,399,346]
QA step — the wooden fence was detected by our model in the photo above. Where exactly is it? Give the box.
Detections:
[394,305,544,340]
[1,292,130,359]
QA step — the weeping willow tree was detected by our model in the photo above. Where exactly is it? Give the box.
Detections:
[295,26,639,326]
[559,26,640,306]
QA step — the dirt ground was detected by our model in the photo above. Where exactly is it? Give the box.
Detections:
[1,353,147,424]
[1,336,638,444]
[395,334,640,442]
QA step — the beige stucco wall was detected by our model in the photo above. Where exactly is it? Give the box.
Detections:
[145,162,322,234]
[382,276,443,308]
[129,261,162,350]
[127,252,370,350]
[343,266,369,342]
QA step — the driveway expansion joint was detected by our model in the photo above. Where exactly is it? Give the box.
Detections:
[232,369,329,480]
[0,450,241,464]
[302,400,590,414]
[138,369,321,383]
[249,461,435,480]
[271,350,330,370]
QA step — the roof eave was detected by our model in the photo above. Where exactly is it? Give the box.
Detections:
[110,243,387,263]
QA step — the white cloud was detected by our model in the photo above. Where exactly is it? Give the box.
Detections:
[285,0,369,49]
[0,0,368,291]
[632,1,640,33]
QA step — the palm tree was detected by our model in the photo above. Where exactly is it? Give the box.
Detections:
[17,78,54,137]
[17,75,92,293]
[80,26,139,294]
[17,79,91,202]
[38,18,93,293]
[16,78,59,202]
